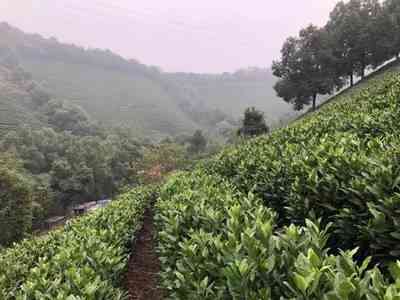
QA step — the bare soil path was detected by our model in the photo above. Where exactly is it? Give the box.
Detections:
[126,208,163,300]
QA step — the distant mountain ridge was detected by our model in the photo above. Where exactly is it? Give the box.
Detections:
[0,22,292,138]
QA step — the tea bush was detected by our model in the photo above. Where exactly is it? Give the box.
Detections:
[204,73,400,261]
[156,172,400,299]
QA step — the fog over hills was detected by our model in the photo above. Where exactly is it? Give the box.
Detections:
[0,22,293,138]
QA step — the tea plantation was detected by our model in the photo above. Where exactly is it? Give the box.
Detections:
[156,71,400,299]
[2,72,400,299]
[0,187,156,299]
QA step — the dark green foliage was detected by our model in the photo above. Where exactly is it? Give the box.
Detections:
[188,130,207,154]
[274,0,400,110]
[327,0,386,80]
[39,99,99,136]
[238,107,269,137]
[0,51,148,245]
[273,26,338,111]
[0,126,142,209]
[0,154,32,246]
[383,0,400,59]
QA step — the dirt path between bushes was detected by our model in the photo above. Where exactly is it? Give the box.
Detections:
[126,208,163,300]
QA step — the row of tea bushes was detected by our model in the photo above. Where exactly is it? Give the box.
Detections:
[203,73,400,261]
[0,186,156,299]
[156,172,400,299]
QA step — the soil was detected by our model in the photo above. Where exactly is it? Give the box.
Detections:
[126,208,163,300]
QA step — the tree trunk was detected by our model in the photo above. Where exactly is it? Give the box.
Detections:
[361,56,366,79]
[350,73,354,87]
[312,94,317,111]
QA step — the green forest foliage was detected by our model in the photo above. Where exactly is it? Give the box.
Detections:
[273,0,400,111]
[0,52,145,246]
[0,154,32,246]
[0,125,145,246]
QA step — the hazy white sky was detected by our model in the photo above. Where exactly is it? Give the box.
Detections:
[1,0,338,73]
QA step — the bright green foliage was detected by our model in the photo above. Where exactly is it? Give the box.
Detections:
[156,172,400,299]
[204,73,400,262]
[0,186,155,299]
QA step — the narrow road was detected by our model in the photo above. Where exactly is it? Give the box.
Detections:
[126,208,163,300]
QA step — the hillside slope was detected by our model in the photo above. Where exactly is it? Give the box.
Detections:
[0,23,291,138]
[166,68,292,124]
[3,62,400,299]
[0,51,44,134]
[155,61,400,297]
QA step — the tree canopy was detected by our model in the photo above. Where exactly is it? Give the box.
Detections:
[238,107,269,137]
[273,0,400,111]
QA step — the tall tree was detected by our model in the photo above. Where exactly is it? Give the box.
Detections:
[327,0,385,82]
[383,0,400,60]
[273,25,338,111]
[326,1,356,86]
[361,0,387,70]
[0,153,32,246]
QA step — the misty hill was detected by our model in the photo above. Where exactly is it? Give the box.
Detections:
[0,23,291,137]
[0,48,105,139]
[0,50,44,133]
[167,68,292,122]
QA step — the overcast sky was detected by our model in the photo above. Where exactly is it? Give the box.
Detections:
[1,0,338,73]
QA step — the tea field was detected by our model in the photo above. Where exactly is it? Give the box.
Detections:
[156,71,400,298]
[2,70,400,299]
[0,187,156,299]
